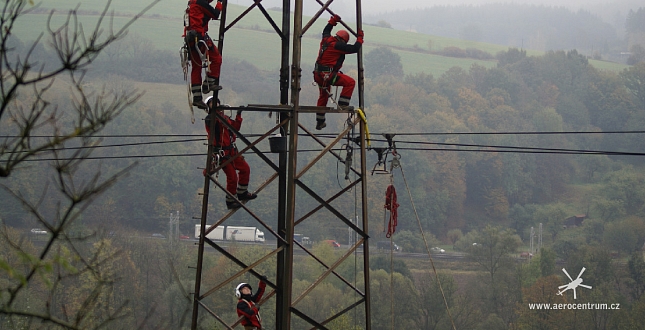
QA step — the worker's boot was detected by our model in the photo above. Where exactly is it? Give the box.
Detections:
[237,191,257,201]
[206,76,222,92]
[192,84,207,110]
[226,201,241,209]
[225,194,241,209]
[192,98,207,110]
[203,83,222,93]
[315,113,326,130]
[208,84,222,92]
[338,104,354,111]
[315,120,326,130]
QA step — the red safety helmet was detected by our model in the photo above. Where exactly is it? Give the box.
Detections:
[336,30,349,43]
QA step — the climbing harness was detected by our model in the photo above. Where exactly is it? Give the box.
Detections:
[241,299,262,325]
[205,150,223,178]
[310,82,342,109]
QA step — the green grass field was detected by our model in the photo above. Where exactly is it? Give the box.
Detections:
[15,1,628,77]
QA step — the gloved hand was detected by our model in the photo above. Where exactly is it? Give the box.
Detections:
[357,29,364,44]
[237,109,243,116]
[260,275,267,282]
[215,1,223,11]
[328,14,341,26]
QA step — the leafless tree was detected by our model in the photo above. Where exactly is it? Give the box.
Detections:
[0,0,160,328]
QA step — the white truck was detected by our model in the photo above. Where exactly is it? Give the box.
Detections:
[194,225,265,243]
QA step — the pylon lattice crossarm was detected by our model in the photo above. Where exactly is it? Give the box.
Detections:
[292,240,364,306]
[195,299,234,330]
[291,306,329,330]
[296,117,360,179]
[316,297,367,330]
[232,117,289,154]
[301,0,333,34]
[211,179,288,245]
[199,246,282,299]
[292,238,367,296]
[298,122,361,177]
[225,1,260,33]
[247,104,355,114]
[207,113,288,174]
[294,180,359,226]
[203,172,278,236]
[294,179,367,236]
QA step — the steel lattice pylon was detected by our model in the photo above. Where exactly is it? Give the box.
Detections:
[191,0,371,329]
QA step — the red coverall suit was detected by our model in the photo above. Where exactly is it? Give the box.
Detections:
[236,280,266,330]
[313,15,363,129]
[186,0,223,108]
[204,107,255,209]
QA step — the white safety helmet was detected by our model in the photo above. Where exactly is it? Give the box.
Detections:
[235,283,252,298]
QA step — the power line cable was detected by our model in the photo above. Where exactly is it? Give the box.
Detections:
[10,144,645,163]
[3,129,645,140]
[5,136,643,157]
[4,129,645,162]
[368,138,645,156]
[393,147,645,157]
[368,130,645,136]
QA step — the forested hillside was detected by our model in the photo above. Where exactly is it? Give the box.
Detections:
[4,29,645,246]
[3,1,645,328]
[368,4,626,61]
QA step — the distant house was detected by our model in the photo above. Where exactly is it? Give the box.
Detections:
[563,214,585,228]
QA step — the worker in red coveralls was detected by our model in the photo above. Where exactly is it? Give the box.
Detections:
[203,96,257,209]
[235,276,267,330]
[313,14,364,130]
[185,0,223,110]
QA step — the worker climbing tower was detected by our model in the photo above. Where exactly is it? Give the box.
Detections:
[190,0,371,329]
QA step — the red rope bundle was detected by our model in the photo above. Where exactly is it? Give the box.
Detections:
[384,184,399,238]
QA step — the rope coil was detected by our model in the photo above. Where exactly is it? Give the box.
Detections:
[384,184,398,238]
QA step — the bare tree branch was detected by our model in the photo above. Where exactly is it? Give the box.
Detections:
[0,0,159,328]
[0,0,160,177]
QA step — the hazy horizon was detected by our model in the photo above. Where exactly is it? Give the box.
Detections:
[227,0,642,17]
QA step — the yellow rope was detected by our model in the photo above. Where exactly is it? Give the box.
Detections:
[356,108,370,147]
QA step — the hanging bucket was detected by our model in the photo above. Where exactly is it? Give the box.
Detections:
[269,135,287,153]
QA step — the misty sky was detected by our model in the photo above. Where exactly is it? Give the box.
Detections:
[232,0,629,16]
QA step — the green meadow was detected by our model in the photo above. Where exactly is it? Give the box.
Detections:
[15,0,627,77]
